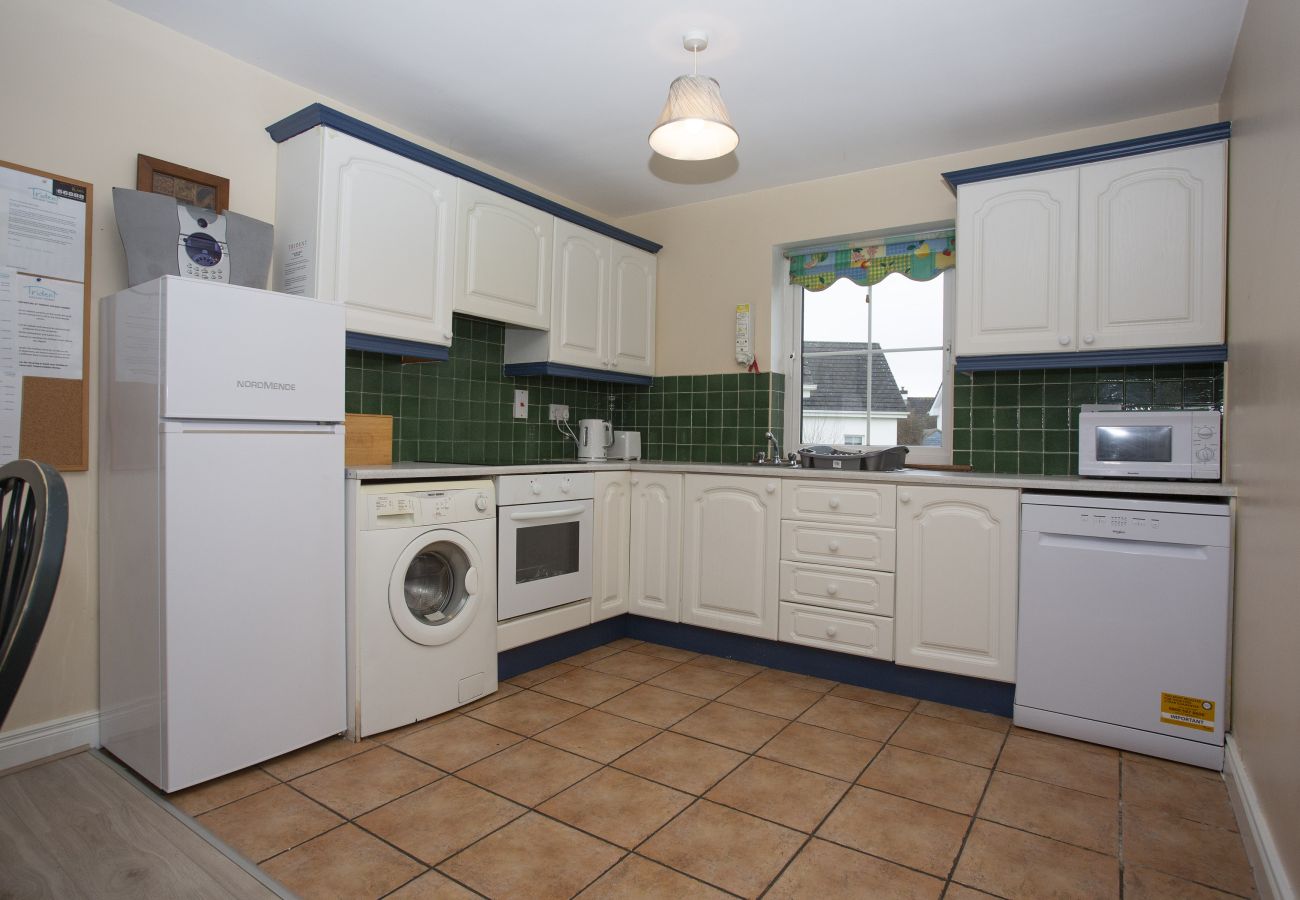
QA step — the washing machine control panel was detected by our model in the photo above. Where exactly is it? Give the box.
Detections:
[361,481,496,530]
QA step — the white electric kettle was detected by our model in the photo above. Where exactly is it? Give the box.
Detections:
[576,419,614,461]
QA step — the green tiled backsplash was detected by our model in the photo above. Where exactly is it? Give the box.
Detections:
[344,315,783,464]
[951,363,1225,476]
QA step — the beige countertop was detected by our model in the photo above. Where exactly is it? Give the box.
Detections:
[346,460,1236,497]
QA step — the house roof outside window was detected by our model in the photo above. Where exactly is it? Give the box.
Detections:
[802,342,908,413]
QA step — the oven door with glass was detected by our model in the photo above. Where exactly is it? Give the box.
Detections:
[1078,410,1193,479]
[497,499,594,620]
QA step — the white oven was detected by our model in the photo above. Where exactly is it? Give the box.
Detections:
[496,473,594,620]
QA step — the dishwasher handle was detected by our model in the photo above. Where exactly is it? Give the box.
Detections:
[1034,532,1210,559]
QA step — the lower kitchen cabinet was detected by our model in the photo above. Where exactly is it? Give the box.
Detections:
[628,472,682,621]
[681,474,781,639]
[894,485,1020,682]
[592,472,631,622]
[778,602,894,659]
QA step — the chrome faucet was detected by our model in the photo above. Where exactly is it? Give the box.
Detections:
[764,430,781,461]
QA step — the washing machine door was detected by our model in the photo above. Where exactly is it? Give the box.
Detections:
[389,530,483,646]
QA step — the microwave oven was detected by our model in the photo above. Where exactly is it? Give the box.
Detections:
[1078,407,1221,480]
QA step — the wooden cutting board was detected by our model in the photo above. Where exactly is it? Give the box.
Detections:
[344,414,393,466]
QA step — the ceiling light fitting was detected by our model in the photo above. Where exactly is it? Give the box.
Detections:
[648,30,739,161]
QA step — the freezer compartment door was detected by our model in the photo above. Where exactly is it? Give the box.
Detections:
[161,422,345,789]
[161,278,343,422]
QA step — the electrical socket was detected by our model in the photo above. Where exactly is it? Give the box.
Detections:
[548,404,570,421]
[513,389,528,419]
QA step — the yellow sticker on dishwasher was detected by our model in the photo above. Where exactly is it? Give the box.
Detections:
[1161,692,1216,732]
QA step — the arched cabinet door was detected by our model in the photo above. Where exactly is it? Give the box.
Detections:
[454,180,552,329]
[956,168,1079,356]
[1077,142,1226,351]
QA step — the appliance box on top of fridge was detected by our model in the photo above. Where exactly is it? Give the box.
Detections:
[98,277,346,792]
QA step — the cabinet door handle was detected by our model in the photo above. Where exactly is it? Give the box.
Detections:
[899,492,912,504]
[444,330,453,341]
[826,583,839,596]
[1083,334,1095,345]
[826,625,838,638]
[610,360,620,368]
[631,477,640,486]
[828,497,840,509]
[765,483,777,494]
[828,540,840,552]
[1058,335,1071,346]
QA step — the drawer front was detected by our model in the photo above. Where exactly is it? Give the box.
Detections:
[778,602,895,659]
[782,481,896,526]
[781,520,896,571]
[779,561,895,616]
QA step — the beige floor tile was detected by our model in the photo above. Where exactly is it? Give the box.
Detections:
[757,721,883,781]
[943,886,1002,899]
[603,637,643,650]
[1009,725,1119,757]
[687,655,764,676]
[767,838,944,900]
[953,819,1119,900]
[595,682,708,728]
[1123,805,1255,897]
[799,694,910,741]
[563,644,621,666]
[532,667,640,707]
[535,708,659,762]
[465,689,586,735]
[456,682,523,713]
[260,823,423,900]
[1122,757,1238,830]
[629,642,699,662]
[390,714,523,772]
[576,854,731,899]
[817,786,969,877]
[913,700,1011,733]
[669,701,786,752]
[613,731,746,794]
[197,783,342,862]
[356,777,524,865]
[640,800,805,898]
[859,745,991,815]
[586,650,681,681]
[996,733,1118,798]
[370,709,461,744]
[647,664,748,699]
[716,678,823,719]
[438,812,623,900]
[1123,864,1243,899]
[261,737,376,781]
[170,766,277,816]
[1122,749,1222,780]
[890,714,1005,768]
[749,667,837,693]
[457,739,600,807]
[977,771,1118,855]
[829,683,920,711]
[386,869,479,898]
[705,756,849,832]
[505,660,576,688]
[538,768,693,849]
[290,746,442,818]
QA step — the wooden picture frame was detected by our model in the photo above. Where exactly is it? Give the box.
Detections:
[136,154,229,213]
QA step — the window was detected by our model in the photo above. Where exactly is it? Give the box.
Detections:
[787,270,953,462]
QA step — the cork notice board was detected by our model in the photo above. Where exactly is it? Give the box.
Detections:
[0,160,93,471]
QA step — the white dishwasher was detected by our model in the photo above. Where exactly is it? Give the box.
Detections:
[1015,493,1231,769]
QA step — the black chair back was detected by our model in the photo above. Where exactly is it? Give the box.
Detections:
[0,460,68,730]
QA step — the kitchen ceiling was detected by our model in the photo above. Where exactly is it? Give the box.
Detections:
[111,0,1245,219]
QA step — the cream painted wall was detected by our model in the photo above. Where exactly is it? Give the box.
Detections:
[616,106,1220,377]
[1219,0,1300,889]
[0,0,605,734]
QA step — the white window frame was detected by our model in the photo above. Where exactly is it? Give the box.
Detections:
[783,268,955,465]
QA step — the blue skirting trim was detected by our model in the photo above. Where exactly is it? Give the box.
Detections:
[266,104,661,255]
[498,619,628,681]
[502,362,654,386]
[345,331,450,360]
[956,344,1228,373]
[942,121,1231,189]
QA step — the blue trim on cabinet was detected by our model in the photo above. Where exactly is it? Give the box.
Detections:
[955,344,1228,373]
[345,331,450,361]
[266,104,662,255]
[942,122,1231,189]
[502,362,654,386]
[498,619,628,681]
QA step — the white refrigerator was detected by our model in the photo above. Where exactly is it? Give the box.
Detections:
[99,276,346,791]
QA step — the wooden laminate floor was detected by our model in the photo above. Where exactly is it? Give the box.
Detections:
[0,750,277,900]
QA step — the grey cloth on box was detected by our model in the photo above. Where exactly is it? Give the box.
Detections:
[112,187,273,289]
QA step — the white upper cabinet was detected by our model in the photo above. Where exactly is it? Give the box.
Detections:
[608,244,656,376]
[1077,142,1227,351]
[454,181,552,329]
[274,127,457,347]
[955,140,1226,357]
[681,475,781,639]
[592,472,632,623]
[628,472,683,622]
[956,168,1079,356]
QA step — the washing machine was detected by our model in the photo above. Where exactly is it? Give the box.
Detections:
[347,480,497,738]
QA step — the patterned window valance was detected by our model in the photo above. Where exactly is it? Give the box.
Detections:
[787,229,955,292]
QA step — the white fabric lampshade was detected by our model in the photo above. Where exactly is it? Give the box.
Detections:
[648,75,739,160]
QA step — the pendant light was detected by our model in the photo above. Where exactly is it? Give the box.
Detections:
[649,30,739,161]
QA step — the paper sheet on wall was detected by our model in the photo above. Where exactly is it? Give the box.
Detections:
[0,269,23,461]
[0,168,87,283]
[14,273,82,379]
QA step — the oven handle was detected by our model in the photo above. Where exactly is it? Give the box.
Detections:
[508,506,588,522]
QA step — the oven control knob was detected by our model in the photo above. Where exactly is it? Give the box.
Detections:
[1197,446,1216,461]
[560,478,572,493]
[475,495,489,512]
[1197,426,1215,438]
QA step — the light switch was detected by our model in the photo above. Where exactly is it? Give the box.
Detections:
[513,389,528,419]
